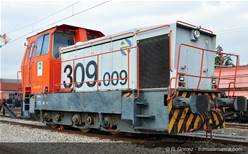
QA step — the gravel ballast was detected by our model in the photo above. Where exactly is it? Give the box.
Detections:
[0,117,247,154]
[0,122,115,143]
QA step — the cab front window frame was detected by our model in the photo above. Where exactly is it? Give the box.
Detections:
[52,31,74,59]
[34,33,50,57]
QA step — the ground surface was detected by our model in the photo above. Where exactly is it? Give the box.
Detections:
[0,122,114,142]
[214,127,248,136]
[0,117,247,154]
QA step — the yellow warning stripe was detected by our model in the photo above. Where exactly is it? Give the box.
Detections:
[186,114,194,131]
[177,107,189,133]
[212,111,219,128]
[174,91,220,99]
[203,123,207,130]
[194,115,200,129]
[209,118,213,124]
[199,114,207,130]
[168,109,179,134]
[168,91,222,134]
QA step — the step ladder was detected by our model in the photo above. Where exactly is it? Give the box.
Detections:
[133,97,155,130]
[22,94,31,117]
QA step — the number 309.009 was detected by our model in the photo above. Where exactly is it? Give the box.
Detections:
[63,60,128,89]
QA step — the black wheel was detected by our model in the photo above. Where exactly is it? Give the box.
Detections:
[80,128,91,133]
[46,123,58,129]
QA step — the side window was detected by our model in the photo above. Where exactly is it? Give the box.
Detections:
[41,34,50,55]
[29,42,35,58]
[35,33,50,57]
[35,36,43,56]
[53,32,74,59]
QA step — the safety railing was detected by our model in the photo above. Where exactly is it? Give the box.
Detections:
[168,43,239,100]
[227,82,236,97]
[216,53,239,97]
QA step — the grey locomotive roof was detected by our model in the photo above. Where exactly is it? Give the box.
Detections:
[60,22,215,54]
[60,27,141,54]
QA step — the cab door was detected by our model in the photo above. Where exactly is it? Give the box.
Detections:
[31,33,51,94]
[27,42,35,85]
[22,41,33,91]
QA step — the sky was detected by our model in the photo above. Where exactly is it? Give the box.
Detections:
[1,0,248,79]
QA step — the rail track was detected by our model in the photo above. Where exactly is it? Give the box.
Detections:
[225,122,248,129]
[0,117,247,147]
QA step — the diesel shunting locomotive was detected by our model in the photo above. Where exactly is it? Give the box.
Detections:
[21,21,239,134]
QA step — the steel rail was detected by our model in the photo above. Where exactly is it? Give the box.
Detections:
[0,117,247,146]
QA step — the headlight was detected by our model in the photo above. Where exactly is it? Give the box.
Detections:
[191,29,201,41]
[212,79,216,84]
[193,30,200,39]
[179,76,185,81]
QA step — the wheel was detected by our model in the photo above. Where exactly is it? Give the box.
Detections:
[57,125,64,131]
[110,130,120,135]
[80,128,91,133]
[46,123,58,129]
[46,124,64,131]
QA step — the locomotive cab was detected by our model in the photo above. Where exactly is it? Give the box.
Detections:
[21,25,104,117]
[21,25,104,96]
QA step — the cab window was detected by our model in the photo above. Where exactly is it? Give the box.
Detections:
[29,42,35,58]
[53,32,74,58]
[35,36,43,56]
[35,33,50,57]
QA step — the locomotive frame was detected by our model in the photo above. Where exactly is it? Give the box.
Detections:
[21,21,239,134]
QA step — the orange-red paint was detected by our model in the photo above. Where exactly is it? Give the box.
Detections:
[21,24,104,95]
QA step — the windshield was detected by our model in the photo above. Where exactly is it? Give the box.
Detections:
[53,32,74,58]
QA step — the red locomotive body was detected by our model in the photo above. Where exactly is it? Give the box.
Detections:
[21,25,104,96]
